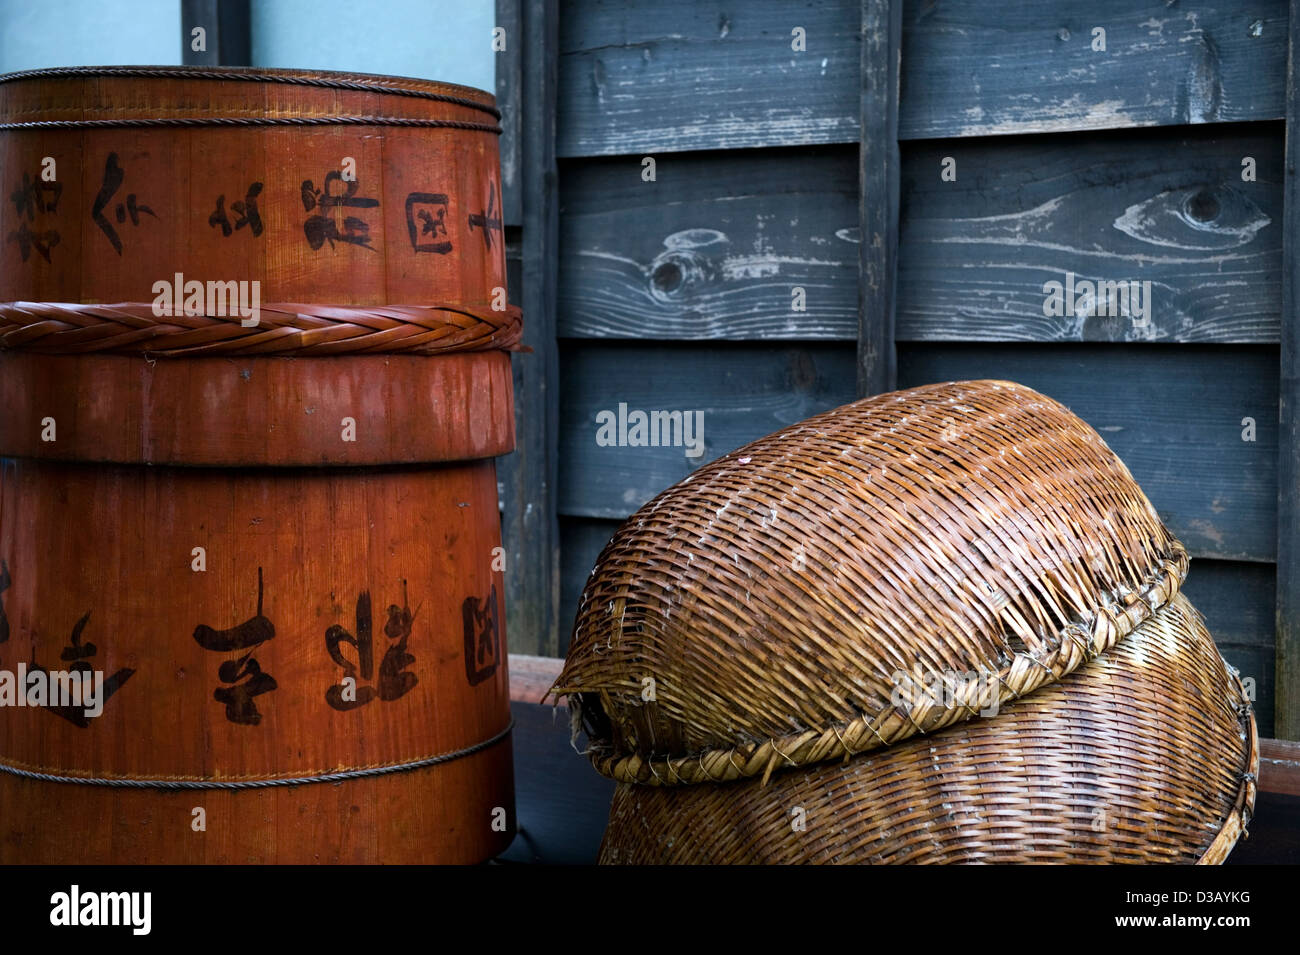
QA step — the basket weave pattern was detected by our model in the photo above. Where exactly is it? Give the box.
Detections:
[556,381,1188,785]
[598,593,1257,865]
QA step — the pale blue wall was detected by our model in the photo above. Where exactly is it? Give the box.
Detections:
[0,0,496,94]
[251,0,495,92]
[0,0,181,72]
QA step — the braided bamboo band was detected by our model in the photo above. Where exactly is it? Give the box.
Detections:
[0,301,522,356]
[560,544,1190,786]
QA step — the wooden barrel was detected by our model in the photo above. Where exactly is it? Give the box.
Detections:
[0,66,519,863]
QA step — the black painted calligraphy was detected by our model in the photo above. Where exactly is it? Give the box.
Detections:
[467,183,502,251]
[325,591,378,711]
[209,182,264,238]
[193,567,276,725]
[404,193,452,254]
[212,653,277,726]
[32,610,136,728]
[6,171,62,263]
[91,152,158,256]
[325,581,418,711]
[378,580,418,701]
[461,584,500,686]
[301,170,379,251]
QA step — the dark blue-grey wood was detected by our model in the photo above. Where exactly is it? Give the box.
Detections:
[496,701,613,865]
[555,1,1286,157]
[181,0,250,66]
[557,341,1277,564]
[1184,558,1277,735]
[899,0,1287,140]
[557,127,1283,344]
[899,125,1284,344]
[496,0,523,227]
[557,341,857,518]
[560,516,622,654]
[859,0,902,395]
[557,0,860,157]
[900,343,1279,563]
[1276,0,1300,740]
[558,148,861,340]
[497,0,561,656]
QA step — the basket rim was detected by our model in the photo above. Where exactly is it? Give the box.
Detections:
[1197,664,1260,865]
[595,633,1262,865]
[555,541,1190,786]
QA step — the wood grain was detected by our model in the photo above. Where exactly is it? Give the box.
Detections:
[557,341,857,518]
[1184,558,1278,735]
[1275,0,1300,740]
[899,126,1285,343]
[557,126,1282,344]
[899,0,1287,140]
[0,67,518,864]
[859,0,902,395]
[0,458,513,862]
[0,742,514,864]
[0,351,514,466]
[556,341,1277,566]
[498,0,562,658]
[558,0,860,157]
[558,148,860,340]
[508,653,565,703]
[555,0,1287,158]
[496,0,523,227]
[0,69,506,308]
[1258,738,1300,796]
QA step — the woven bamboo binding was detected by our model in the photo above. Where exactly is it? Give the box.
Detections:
[599,593,1258,865]
[0,301,523,356]
[553,380,1188,785]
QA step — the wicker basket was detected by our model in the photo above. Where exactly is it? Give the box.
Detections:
[598,593,1258,864]
[554,380,1188,785]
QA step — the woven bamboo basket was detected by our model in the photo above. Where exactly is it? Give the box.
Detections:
[554,380,1189,785]
[598,592,1258,864]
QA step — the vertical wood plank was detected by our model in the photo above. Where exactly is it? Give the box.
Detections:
[497,0,561,657]
[1278,0,1300,740]
[495,0,523,228]
[857,0,901,396]
[181,0,250,67]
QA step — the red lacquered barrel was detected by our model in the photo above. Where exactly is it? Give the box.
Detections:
[0,66,519,863]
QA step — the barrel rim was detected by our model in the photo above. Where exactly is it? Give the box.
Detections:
[0,64,499,119]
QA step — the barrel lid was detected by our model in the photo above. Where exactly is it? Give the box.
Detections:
[0,65,499,129]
